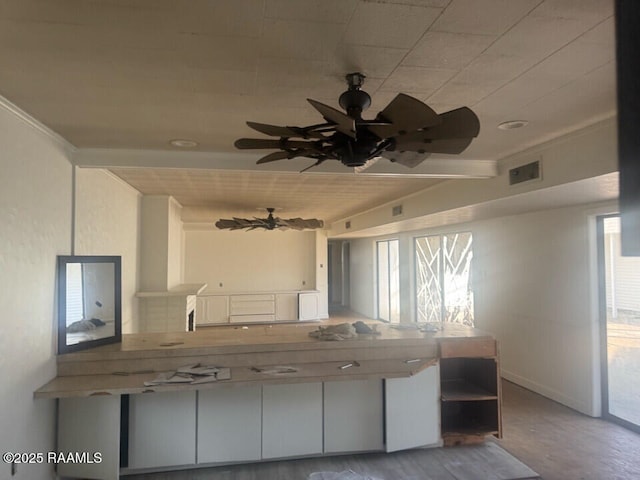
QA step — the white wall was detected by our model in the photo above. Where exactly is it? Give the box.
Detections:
[349,237,376,319]
[0,102,72,480]
[184,228,316,293]
[473,203,615,416]
[328,241,343,304]
[315,229,329,318]
[74,168,141,333]
[139,195,183,291]
[167,197,184,289]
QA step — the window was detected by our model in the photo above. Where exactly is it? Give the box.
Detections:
[415,232,474,326]
[377,239,400,323]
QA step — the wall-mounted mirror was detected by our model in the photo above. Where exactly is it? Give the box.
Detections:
[57,255,122,354]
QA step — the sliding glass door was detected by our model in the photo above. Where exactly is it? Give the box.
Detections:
[598,214,640,432]
[377,240,400,323]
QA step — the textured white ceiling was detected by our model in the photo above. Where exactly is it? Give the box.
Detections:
[0,0,616,224]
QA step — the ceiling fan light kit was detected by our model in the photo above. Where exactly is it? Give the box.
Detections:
[234,72,480,172]
[215,208,324,231]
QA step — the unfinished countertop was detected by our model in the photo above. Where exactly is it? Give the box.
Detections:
[35,322,495,399]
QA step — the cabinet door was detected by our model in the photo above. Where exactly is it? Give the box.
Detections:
[58,396,121,480]
[298,292,319,320]
[324,379,384,453]
[197,295,229,325]
[197,386,262,463]
[262,383,322,459]
[275,293,299,321]
[385,364,440,452]
[128,391,196,469]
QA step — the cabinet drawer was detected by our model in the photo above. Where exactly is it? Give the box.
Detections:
[230,301,275,316]
[439,338,496,358]
[229,314,276,323]
[231,294,275,303]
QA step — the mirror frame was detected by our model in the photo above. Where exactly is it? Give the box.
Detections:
[57,255,122,354]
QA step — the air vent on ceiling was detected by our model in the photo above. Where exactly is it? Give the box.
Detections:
[345,221,351,229]
[509,160,541,185]
[392,205,403,217]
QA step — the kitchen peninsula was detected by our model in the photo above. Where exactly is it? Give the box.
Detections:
[36,321,501,480]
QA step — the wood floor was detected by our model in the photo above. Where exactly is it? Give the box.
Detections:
[124,441,537,480]
[498,380,640,480]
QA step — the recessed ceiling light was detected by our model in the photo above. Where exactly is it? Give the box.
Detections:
[498,120,529,130]
[169,139,198,148]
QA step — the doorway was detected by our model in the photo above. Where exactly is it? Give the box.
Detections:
[598,214,640,432]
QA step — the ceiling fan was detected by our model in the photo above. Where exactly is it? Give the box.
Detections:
[215,208,324,231]
[235,72,480,172]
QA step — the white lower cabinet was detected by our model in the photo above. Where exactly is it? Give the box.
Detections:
[385,364,441,452]
[58,395,121,480]
[197,386,262,463]
[324,379,384,453]
[128,391,197,469]
[298,292,320,320]
[262,382,323,459]
[275,293,299,320]
[61,372,441,477]
[196,295,229,325]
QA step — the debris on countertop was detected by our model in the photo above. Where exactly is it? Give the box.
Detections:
[309,323,357,341]
[351,320,381,334]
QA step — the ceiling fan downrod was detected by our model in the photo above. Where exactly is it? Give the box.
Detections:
[339,72,371,120]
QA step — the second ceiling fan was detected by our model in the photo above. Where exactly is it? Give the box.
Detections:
[235,72,480,172]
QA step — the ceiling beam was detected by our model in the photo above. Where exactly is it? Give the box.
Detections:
[73,148,497,178]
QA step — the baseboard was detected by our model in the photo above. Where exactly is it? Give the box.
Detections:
[501,369,596,417]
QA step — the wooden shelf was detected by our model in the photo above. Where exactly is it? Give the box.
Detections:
[441,379,498,401]
[442,426,500,436]
[441,399,499,431]
[439,353,501,444]
[441,429,500,447]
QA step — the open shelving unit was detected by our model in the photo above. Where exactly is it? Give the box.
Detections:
[439,342,502,447]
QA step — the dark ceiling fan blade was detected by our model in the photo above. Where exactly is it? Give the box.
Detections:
[247,121,327,140]
[257,149,327,165]
[232,217,252,224]
[394,135,474,154]
[279,218,325,230]
[367,94,441,139]
[247,121,296,137]
[235,138,282,149]
[307,99,356,138]
[299,158,327,173]
[256,151,290,164]
[424,107,480,140]
[235,138,316,150]
[381,150,431,168]
[215,219,254,229]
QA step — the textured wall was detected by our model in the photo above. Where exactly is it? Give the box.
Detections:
[74,168,142,333]
[0,104,72,479]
